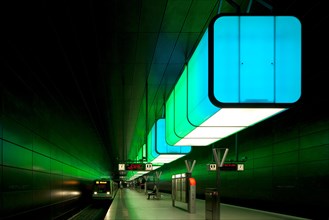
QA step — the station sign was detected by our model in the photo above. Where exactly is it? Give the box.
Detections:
[145,163,153,171]
[237,164,244,171]
[221,163,238,171]
[118,164,125,171]
[207,163,244,171]
[221,163,244,171]
[118,163,153,171]
[125,163,145,171]
[207,163,217,171]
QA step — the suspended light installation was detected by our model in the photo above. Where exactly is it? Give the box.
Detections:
[166,15,301,146]
[137,144,161,170]
[136,144,146,162]
[147,118,191,164]
[127,171,150,181]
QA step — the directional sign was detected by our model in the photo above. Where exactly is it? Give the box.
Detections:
[207,163,217,171]
[207,163,245,171]
[118,164,125,171]
[145,163,153,171]
[118,163,156,171]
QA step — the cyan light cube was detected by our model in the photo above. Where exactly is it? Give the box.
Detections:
[148,118,191,163]
[166,15,301,146]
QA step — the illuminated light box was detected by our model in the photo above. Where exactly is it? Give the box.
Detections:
[166,83,220,146]
[147,118,191,164]
[166,15,301,146]
[151,165,162,170]
[127,171,150,181]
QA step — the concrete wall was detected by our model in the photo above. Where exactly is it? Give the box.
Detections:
[158,105,328,219]
[0,90,109,219]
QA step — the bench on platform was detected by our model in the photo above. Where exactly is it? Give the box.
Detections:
[147,190,160,200]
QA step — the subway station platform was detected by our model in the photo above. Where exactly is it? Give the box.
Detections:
[104,188,310,220]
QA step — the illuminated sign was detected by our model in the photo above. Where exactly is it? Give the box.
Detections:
[221,163,245,171]
[145,163,153,171]
[208,163,244,171]
[118,163,154,171]
[125,163,145,171]
[118,164,125,171]
[221,163,237,171]
[96,181,108,184]
[207,163,217,171]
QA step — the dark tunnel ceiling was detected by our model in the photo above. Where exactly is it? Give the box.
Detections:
[2,0,328,171]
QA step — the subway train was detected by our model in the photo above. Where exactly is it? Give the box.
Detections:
[92,179,118,201]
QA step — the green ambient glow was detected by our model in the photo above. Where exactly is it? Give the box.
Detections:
[166,15,301,146]
[137,145,143,161]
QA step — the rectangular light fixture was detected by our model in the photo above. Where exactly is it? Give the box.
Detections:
[166,15,301,146]
[147,118,191,164]
[127,171,150,181]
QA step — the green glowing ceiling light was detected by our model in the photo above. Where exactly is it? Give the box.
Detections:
[137,144,146,161]
[147,118,191,164]
[166,15,301,146]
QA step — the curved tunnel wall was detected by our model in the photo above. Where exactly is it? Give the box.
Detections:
[156,105,329,219]
[0,91,110,219]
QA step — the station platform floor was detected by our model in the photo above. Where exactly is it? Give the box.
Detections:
[104,188,310,220]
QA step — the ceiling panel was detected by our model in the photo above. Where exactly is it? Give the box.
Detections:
[135,33,158,63]
[114,1,141,32]
[140,0,167,32]
[182,0,219,32]
[160,0,193,32]
[153,33,179,63]
[2,0,328,176]
[108,33,138,63]
[169,33,201,64]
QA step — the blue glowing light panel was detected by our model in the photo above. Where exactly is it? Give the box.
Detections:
[165,15,301,146]
[148,118,191,161]
[212,16,301,104]
[156,119,191,154]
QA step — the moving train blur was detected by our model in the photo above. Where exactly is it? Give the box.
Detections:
[1,0,328,219]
